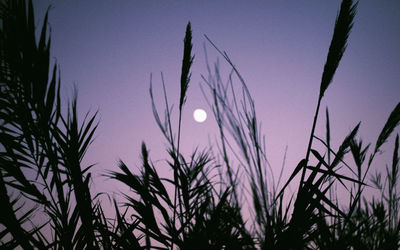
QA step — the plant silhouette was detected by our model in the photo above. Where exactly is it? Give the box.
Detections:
[1,0,399,249]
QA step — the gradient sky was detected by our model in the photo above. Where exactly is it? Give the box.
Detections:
[34,0,400,204]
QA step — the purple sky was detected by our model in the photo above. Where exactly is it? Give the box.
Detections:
[34,0,400,203]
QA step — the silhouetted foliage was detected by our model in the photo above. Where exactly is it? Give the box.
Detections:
[0,0,399,249]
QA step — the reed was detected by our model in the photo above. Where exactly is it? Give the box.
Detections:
[0,0,399,249]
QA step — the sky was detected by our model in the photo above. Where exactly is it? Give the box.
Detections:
[33,0,400,205]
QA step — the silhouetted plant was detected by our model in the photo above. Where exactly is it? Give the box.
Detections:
[1,0,399,249]
[202,0,400,249]
[109,22,255,249]
[0,0,103,248]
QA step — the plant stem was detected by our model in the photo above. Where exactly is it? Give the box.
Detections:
[299,96,322,189]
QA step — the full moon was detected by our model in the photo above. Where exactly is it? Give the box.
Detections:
[193,109,207,123]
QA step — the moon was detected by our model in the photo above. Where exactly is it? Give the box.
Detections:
[193,109,207,123]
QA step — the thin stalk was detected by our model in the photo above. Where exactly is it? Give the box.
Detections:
[212,87,239,204]
[172,22,193,249]
[299,96,322,189]
[161,73,175,149]
[298,0,357,191]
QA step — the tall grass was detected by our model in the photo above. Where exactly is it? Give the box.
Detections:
[0,0,100,248]
[1,0,399,249]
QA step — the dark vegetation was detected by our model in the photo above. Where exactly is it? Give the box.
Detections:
[1,0,399,249]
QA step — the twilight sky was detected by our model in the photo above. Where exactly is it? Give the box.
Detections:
[34,0,400,201]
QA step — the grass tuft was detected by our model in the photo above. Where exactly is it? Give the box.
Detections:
[1,0,399,249]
